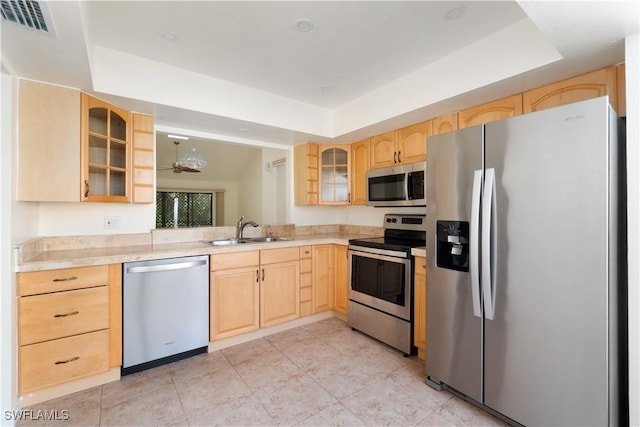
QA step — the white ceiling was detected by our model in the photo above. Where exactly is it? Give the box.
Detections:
[2,1,638,147]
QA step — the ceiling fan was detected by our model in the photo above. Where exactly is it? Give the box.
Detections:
[158,140,205,174]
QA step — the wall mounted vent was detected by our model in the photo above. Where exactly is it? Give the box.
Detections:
[1,0,56,36]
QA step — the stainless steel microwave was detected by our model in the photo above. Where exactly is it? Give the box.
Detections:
[366,161,426,207]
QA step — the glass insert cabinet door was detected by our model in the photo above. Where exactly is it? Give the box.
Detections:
[81,94,131,202]
[319,145,351,205]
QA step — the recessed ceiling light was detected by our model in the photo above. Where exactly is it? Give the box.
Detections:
[444,5,466,21]
[161,31,178,42]
[295,18,314,32]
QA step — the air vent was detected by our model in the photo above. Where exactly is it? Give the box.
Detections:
[1,0,56,36]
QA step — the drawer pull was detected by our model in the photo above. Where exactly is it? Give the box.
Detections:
[52,276,78,282]
[55,356,79,365]
[54,310,79,318]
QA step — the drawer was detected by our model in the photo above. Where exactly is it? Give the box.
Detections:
[260,247,299,265]
[300,286,312,302]
[300,271,312,287]
[19,265,109,296]
[300,259,312,273]
[19,286,109,345]
[211,251,259,271]
[299,246,312,259]
[19,329,110,394]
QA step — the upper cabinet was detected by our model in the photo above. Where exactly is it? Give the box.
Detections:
[131,113,155,204]
[370,121,430,170]
[398,121,430,164]
[319,145,351,205]
[523,66,618,114]
[458,94,523,129]
[17,80,81,202]
[81,94,131,202]
[17,80,154,204]
[370,131,398,169]
[432,113,458,136]
[350,139,370,205]
[293,143,319,206]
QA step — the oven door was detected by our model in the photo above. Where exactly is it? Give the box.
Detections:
[348,248,412,321]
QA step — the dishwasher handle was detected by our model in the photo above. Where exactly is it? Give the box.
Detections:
[126,259,207,274]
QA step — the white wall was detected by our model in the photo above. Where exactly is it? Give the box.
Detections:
[2,73,29,425]
[237,150,263,225]
[625,32,639,427]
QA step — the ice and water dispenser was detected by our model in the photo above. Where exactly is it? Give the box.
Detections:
[436,221,469,272]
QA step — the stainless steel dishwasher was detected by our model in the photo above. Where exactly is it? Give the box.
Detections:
[122,255,209,375]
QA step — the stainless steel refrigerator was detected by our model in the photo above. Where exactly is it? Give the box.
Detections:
[425,96,626,426]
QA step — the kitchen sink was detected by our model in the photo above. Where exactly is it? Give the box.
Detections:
[206,236,290,246]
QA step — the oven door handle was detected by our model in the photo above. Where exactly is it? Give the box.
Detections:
[348,249,410,264]
[470,169,482,318]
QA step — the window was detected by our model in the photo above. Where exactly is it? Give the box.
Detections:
[156,191,214,228]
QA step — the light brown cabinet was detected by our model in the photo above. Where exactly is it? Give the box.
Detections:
[260,248,300,327]
[333,245,349,315]
[350,139,370,205]
[17,80,81,202]
[458,94,523,129]
[131,113,155,203]
[523,66,618,114]
[81,94,131,202]
[370,131,399,169]
[312,244,334,313]
[432,113,458,136]
[294,143,319,206]
[319,144,351,205]
[17,264,121,394]
[210,251,260,341]
[299,246,313,316]
[414,256,426,360]
[17,80,155,203]
[210,248,300,340]
[398,121,430,164]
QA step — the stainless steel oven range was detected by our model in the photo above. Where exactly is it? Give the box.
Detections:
[348,213,426,355]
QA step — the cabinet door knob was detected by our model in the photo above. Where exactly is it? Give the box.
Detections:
[256,269,259,283]
[398,151,402,163]
[394,152,397,164]
[84,180,90,198]
[261,268,265,281]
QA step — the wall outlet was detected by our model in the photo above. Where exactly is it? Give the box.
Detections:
[104,216,119,230]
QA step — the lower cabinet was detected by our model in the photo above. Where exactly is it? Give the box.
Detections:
[210,248,300,341]
[210,263,260,341]
[414,256,427,360]
[312,245,334,313]
[334,245,349,315]
[17,264,121,394]
[299,246,313,316]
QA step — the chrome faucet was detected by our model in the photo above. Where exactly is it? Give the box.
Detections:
[237,215,259,239]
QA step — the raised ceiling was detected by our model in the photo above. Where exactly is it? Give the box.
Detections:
[1,1,638,146]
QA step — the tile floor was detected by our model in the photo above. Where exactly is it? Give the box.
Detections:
[18,318,507,426]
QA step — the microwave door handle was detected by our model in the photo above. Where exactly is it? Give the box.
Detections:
[404,172,410,200]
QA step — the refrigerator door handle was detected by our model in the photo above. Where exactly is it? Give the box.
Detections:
[470,169,483,317]
[482,168,497,320]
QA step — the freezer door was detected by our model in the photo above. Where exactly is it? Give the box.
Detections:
[425,125,483,402]
[483,98,615,426]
